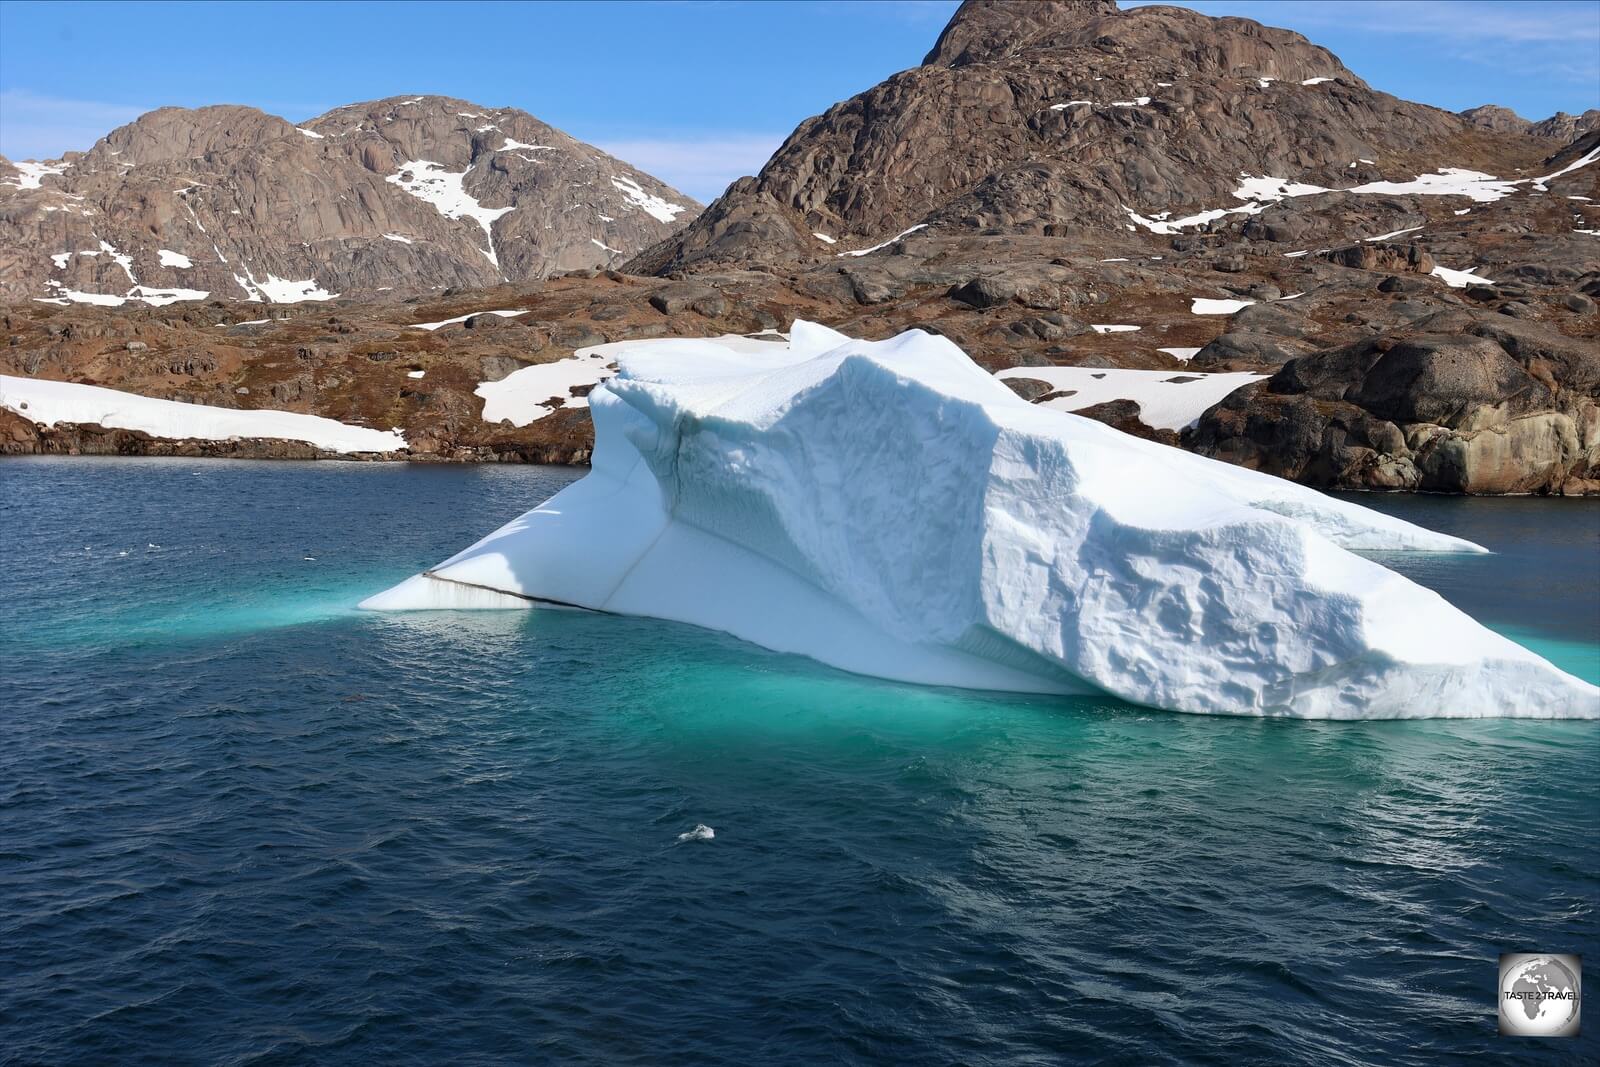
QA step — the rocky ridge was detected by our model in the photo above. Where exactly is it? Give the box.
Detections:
[0,96,699,306]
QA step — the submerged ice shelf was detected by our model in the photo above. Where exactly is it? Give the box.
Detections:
[363,323,1598,719]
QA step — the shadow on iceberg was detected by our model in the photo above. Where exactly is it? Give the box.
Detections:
[361,322,1599,720]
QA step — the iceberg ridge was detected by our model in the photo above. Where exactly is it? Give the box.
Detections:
[363,322,1598,719]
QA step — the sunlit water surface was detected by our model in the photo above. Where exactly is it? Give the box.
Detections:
[2,458,1596,1065]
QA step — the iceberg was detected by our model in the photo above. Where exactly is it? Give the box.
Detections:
[363,323,1598,719]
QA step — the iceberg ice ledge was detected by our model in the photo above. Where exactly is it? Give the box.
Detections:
[362,323,1598,720]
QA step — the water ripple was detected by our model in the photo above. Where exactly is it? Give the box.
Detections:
[2,459,1597,1065]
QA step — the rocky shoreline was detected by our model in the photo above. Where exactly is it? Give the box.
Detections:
[3,1,1597,494]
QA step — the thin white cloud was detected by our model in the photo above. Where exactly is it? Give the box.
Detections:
[595,133,786,203]
[0,90,150,160]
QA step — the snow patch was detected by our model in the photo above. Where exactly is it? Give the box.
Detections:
[838,224,929,257]
[99,240,135,283]
[997,365,1265,430]
[1159,347,1203,362]
[387,160,514,266]
[1532,145,1600,191]
[257,275,337,303]
[1130,166,1539,237]
[4,160,69,189]
[1191,297,1254,315]
[1089,324,1140,333]
[408,309,528,331]
[1364,226,1423,242]
[126,285,210,306]
[158,249,193,268]
[382,233,414,244]
[609,174,686,224]
[297,127,324,139]
[1300,77,1334,85]
[0,375,405,454]
[232,269,338,303]
[1430,264,1495,288]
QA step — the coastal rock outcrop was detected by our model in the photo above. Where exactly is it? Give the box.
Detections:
[1188,311,1600,493]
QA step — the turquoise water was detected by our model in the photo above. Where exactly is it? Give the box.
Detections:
[1,458,1596,1065]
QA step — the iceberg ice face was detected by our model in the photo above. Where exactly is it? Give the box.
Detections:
[362,323,1599,719]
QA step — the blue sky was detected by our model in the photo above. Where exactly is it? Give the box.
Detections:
[1,0,1596,201]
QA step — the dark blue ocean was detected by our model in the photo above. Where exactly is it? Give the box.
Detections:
[2,458,1596,1066]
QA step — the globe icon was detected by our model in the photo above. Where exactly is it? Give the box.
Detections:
[1500,955,1581,1037]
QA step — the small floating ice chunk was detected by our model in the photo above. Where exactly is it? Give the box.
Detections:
[677,825,715,843]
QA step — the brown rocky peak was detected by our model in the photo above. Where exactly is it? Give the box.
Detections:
[923,0,1120,68]
[1460,105,1531,134]
[87,105,298,166]
[1530,109,1600,141]
[923,1,1358,85]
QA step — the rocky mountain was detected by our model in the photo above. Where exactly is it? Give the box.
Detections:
[2,1,1596,494]
[0,96,699,305]
[1462,105,1600,139]
[631,0,1529,273]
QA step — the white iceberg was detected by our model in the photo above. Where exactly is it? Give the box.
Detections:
[363,323,1598,719]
